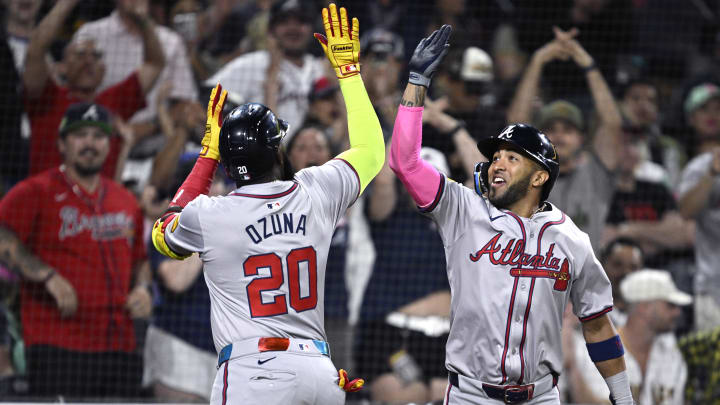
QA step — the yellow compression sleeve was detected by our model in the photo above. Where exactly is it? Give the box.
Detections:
[335,74,385,194]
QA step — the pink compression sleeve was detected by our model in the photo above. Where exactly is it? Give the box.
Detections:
[389,105,443,208]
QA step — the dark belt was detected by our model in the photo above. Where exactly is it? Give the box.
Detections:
[449,371,548,404]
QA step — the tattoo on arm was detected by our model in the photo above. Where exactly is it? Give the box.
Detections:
[0,226,53,282]
[400,86,426,107]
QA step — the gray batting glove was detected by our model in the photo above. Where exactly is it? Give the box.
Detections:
[408,24,452,88]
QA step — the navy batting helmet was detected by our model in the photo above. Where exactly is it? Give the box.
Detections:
[219,103,289,183]
[475,124,559,201]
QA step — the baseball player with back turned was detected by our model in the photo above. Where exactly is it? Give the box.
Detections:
[151,4,383,404]
[389,25,635,405]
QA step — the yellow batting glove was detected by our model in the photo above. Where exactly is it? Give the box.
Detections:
[199,83,228,161]
[338,369,364,392]
[314,3,360,79]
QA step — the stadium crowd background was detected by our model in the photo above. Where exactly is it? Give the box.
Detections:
[1,0,720,404]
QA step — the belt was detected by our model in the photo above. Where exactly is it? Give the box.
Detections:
[217,337,330,367]
[448,371,557,404]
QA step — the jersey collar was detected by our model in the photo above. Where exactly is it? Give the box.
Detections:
[229,181,298,199]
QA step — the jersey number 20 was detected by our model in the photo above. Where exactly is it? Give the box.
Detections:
[244,246,318,317]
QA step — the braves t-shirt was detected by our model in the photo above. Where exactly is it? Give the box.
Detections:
[0,167,145,352]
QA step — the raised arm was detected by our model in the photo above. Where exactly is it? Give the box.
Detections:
[129,8,166,95]
[506,36,569,124]
[554,28,623,170]
[423,96,485,184]
[388,25,452,208]
[581,314,634,405]
[23,0,80,99]
[151,84,227,260]
[314,4,384,195]
[678,148,720,219]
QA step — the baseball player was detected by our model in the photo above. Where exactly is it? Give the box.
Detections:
[151,4,382,404]
[389,25,635,404]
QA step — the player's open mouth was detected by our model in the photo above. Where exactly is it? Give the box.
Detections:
[491,176,506,188]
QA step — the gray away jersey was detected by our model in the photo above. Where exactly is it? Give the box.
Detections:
[424,176,613,384]
[164,160,359,352]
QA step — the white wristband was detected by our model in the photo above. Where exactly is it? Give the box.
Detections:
[605,371,634,405]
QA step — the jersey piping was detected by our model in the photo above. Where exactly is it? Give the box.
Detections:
[517,213,566,383]
[579,305,613,322]
[419,174,445,213]
[333,158,361,204]
[500,210,527,383]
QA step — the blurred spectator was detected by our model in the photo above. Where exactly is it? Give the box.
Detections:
[599,237,644,326]
[286,126,332,172]
[431,46,506,143]
[619,79,686,187]
[142,157,228,403]
[631,0,703,82]
[166,0,241,82]
[557,237,642,402]
[73,0,197,143]
[564,270,690,404]
[421,96,486,186]
[683,82,720,158]
[678,147,720,331]
[205,0,273,61]
[678,325,720,403]
[145,81,207,191]
[602,131,694,268]
[0,102,151,398]
[4,0,41,69]
[355,147,450,404]
[283,125,354,376]
[206,0,325,140]
[0,263,23,396]
[344,0,406,34]
[515,0,633,99]
[490,24,528,110]
[23,0,164,178]
[360,28,404,131]
[507,27,624,249]
[403,0,493,58]
[302,77,347,154]
[0,0,42,187]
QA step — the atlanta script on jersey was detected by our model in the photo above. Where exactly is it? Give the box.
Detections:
[423,176,613,385]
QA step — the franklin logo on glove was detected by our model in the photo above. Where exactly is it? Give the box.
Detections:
[332,44,353,52]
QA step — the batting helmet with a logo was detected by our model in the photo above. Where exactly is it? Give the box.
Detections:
[219,103,289,183]
[475,124,559,201]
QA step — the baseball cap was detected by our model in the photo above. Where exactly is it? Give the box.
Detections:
[58,102,112,138]
[684,82,720,115]
[537,100,584,131]
[309,77,339,102]
[446,47,493,83]
[361,28,404,60]
[420,147,450,176]
[269,0,312,25]
[620,269,692,306]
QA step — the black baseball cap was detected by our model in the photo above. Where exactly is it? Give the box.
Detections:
[361,28,404,59]
[58,102,112,138]
[269,0,312,25]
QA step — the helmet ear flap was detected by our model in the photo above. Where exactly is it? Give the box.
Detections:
[474,161,490,196]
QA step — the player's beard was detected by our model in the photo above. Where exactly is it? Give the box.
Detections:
[488,173,532,210]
